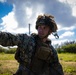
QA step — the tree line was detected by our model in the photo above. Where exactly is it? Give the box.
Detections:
[56,41,76,53]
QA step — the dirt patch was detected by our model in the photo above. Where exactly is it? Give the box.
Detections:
[0,60,18,69]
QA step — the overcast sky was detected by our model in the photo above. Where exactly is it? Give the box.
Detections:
[0,0,76,45]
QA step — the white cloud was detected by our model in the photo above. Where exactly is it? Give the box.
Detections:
[58,26,76,31]
[58,0,67,3]
[0,11,41,34]
[66,0,76,5]
[25,7,33,19]
[58,0,76,17]
[60,31,74,39]
[52,39,69,45]
[48,31,75,45]
[1,11,18,32]
[58,0,76,5]
[0,11,33,34]
[1,0,76,32]
[0,0,6,2]
[72,6,76,16]
[0,0,76,45]
[11,0,44,28]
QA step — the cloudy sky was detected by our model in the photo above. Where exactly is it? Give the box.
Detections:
[0,0,76,45]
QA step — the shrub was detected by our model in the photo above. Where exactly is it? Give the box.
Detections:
[57,48,65,53]
[57,44,76,53]
[0,47,6,53]
[0,46,17,54]
[62,44,76,53]
[5,48,16,54]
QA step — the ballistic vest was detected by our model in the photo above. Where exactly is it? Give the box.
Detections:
[30,37,53,74]
[15,34,64,75]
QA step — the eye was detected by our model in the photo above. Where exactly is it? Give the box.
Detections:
[38,25,41,28]
[38,25,42,29]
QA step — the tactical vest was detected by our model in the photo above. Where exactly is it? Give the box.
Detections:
[14,34,64,75]
[30,38,53,74]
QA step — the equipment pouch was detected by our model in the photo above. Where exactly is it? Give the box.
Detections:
[35,46,52,61]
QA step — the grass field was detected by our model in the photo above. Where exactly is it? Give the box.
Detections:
[0,53,76,75]
[59,53,76,75]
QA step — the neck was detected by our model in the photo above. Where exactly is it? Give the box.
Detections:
[37,35,48,42]
[41,37,47,42]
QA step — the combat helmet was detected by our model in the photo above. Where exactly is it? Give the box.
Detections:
[36,14,59,39]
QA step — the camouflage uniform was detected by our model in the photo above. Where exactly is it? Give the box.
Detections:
[0,32,64,75]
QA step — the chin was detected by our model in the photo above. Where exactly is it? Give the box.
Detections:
[39,36,44,39]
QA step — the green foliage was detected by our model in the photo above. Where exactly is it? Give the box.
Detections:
[0,47,16,54]
[57,48,64,53]
[62,44,76,53]
[0,47,6,53]
[57,43,76,53]
[5,48,16,54]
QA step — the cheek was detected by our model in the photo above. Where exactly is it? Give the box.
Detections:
[45,31,48,34]
[44,29,51,35]
[37,29,41,34]
[38,28,42,32]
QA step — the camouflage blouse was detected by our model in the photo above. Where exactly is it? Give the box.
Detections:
[0,32,64,75]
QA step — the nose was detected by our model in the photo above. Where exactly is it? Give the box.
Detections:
[39,27,44,33]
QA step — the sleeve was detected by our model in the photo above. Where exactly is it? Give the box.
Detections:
[15,47,23,63]
[0,31,27,46]
[14,34,30,63]
[50,45,64,75]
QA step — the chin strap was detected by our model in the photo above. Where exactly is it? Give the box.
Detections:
[52,32,59,39]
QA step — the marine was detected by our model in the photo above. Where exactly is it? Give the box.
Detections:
[0,14,64,75]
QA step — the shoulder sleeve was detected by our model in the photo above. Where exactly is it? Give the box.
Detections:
[50,45,64,75]
[0,32,28,46]
[50,45,59,63]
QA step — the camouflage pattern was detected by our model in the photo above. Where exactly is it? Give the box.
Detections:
[0,32,64,75]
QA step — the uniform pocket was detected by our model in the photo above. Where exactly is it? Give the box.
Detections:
[35,46,52,60]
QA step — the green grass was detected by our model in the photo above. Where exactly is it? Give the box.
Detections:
[0,73,11,75]
[0,53,15,60]
[0,53,18,75]
[0,53,76,75]
[58,53,76,75]
[58,53,76,62]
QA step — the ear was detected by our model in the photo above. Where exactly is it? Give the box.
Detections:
[49,30,52,34]
[48,30,52,35]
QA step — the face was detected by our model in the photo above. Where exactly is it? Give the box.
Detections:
[37,25,51,39]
